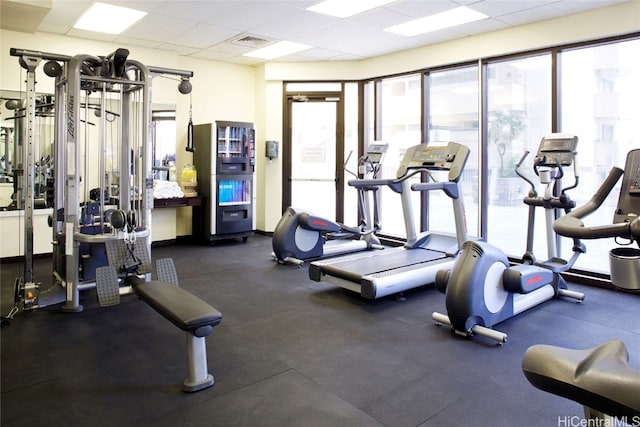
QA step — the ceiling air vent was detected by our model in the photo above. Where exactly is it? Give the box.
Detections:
[229,34,272,48]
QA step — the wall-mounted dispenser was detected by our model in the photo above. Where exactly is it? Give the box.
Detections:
[266,140,279,160]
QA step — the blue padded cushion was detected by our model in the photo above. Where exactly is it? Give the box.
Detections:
[134,280,222,336]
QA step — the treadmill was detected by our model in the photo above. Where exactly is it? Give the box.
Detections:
[308,141,470,299]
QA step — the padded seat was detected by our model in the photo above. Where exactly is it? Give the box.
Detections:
[522,339,640,420]
[133,279,222,337]
[126,275,223,392]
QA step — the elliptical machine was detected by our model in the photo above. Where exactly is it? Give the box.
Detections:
[272,144,388,266]
[432,134,586,344]
[522,149,640,423]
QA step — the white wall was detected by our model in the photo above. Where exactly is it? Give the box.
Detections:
[1,0,639,238]
[170,55,256,235]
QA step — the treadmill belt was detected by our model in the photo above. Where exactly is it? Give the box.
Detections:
[319,248,447,279]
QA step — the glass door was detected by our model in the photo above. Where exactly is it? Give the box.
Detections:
[286,97,343,222]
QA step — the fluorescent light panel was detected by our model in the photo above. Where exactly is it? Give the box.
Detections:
[307,0,397,18]
[385,6,488,37]
[244,41,311,60]
[74,2,147,34]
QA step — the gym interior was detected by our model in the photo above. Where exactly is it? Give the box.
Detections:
[1,1,639,426]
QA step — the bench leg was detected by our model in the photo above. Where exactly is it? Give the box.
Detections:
[183,332,214,392]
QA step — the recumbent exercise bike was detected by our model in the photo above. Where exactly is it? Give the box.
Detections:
[272,143,387,266]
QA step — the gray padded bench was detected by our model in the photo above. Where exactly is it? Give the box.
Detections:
[126,275,222,392]
[522,339,640,421]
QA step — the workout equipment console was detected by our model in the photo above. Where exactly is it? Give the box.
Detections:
[272,144,388,266]
[432,134,585,344]
[309,141,470,299]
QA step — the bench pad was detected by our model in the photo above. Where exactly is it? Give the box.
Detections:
[133,279,222,337]
[522,339,640,419]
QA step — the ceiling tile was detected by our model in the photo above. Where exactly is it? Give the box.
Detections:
[155,43,200,55]
[495,4,560,26]
[38,0,90,34]
[548,0,626,14]
[172,23,240,49]
[122,13,196,42]
[0,0,630,65]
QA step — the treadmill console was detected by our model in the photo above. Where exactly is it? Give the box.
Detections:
[396,141,470,182]
[534,134,578,167]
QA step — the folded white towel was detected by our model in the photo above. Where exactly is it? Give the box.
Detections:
[154,180,184,198]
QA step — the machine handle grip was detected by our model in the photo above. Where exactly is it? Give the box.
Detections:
[553,166,625,239]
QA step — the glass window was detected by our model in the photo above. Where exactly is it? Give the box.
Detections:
[379,74,421,238]
[428,65,480,237]
[560,38,640,273]
[486,54,552,258]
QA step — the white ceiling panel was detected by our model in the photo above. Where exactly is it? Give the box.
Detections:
[1,0,633,64]
[171,23,240,49]
[384,0,461,19]
[155,43,200,56]
[148,1,230,22]
[249,9,338,41]
[37,0,89,34]
[122,13,197,43]
[548,0,627,14]
[495,4,561,26]
[203,1,305,32]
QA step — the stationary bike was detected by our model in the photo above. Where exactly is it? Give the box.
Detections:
[433,134,585,344]
[272,144,388,266]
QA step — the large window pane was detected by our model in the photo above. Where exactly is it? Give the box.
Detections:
[561,39,640,274]
[428,66,479,237]
[486,55,552,258]
[379,74,421,238]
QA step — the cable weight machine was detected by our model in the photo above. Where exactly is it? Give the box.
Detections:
[8,47,194,315]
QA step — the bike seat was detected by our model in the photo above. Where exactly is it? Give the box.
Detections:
[522,339,640,420]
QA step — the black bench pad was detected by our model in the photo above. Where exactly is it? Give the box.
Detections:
[129,277,222,337]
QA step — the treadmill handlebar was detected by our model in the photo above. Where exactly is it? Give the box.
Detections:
[554,166,627,240]
[348,168,431,194]
[411,181,460,199]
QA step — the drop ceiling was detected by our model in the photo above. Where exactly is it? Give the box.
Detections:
[0,0,630,65]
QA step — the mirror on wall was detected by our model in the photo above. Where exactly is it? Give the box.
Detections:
[0,90,177,211]
[0,89,55,210]
[151,106,177,181]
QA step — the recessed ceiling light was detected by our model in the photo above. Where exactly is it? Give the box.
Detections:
[73,2,147,34]
[385,6,488,37]
[307,0,397,18]
[243,41,311,60]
